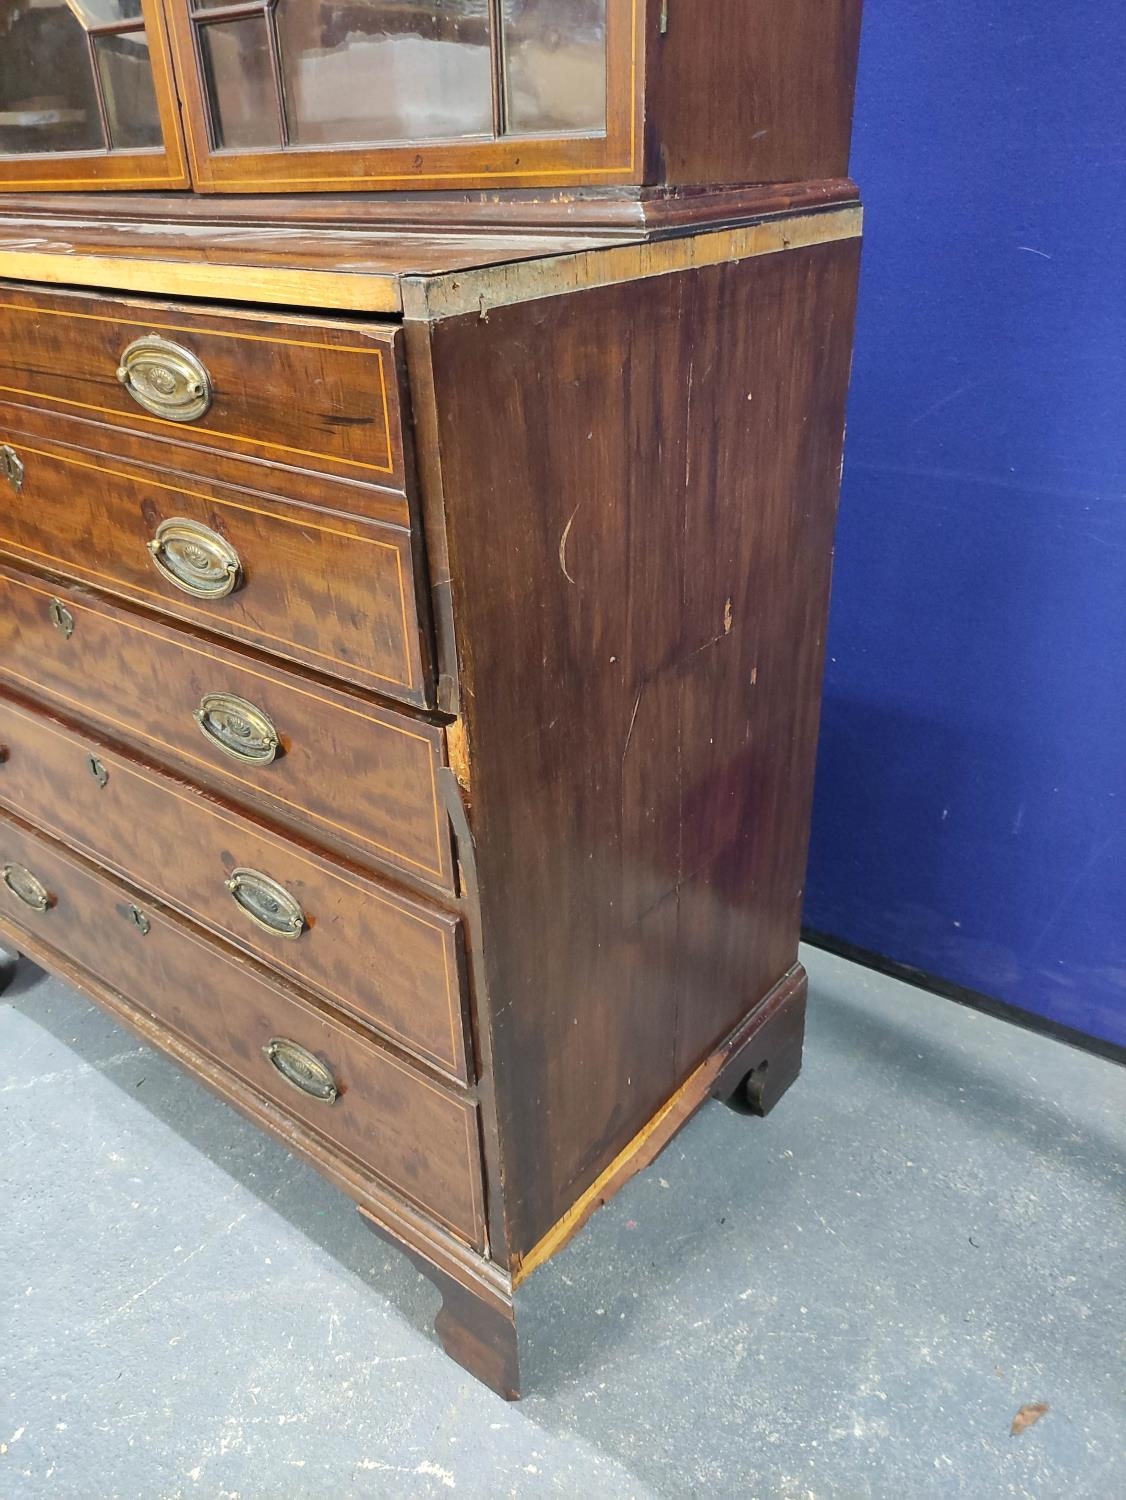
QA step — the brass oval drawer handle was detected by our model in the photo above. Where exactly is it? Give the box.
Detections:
[263,1037,338,1104]
[148,517,242,600]
[117,334,213,423]
[226,867,306,941]
[194,692,280,766]
[2,862,51,912]
[1,443,23,494]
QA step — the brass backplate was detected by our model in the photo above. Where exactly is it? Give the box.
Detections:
[148,517,242,600]
[263,1038,338,1103]
[2,862,50,912]
[226,867,306,940]
[194,692,280,766]
[117,334,213,422]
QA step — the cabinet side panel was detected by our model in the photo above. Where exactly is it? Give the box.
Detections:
[428,237,860,1255]
[645,0,863,186]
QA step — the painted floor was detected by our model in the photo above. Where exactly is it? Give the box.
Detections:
[2,944,1123,1499]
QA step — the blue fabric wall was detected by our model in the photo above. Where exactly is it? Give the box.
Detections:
[804,2,1126,1046]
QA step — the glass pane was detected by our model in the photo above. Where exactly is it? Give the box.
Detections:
[95,31,161,149]
[199,17,282,149]
[502,0,607,135]
[275,0,492,147]
[71,0,144,21]
[0,0,105,155]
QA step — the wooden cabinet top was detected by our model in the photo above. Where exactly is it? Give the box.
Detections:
[0,191,862,312]
[0,0,862,196]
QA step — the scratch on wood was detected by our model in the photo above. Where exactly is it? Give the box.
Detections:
[621,684,645,769]
[682,620,737,664]
[559,502,581,584]
[723,598,733,634]
[684,358,695,490]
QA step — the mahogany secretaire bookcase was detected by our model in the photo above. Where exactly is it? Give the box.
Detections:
[0,0,863,1396]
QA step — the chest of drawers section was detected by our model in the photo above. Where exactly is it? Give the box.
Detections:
[0,280,485,1268]
[0,283,434,707]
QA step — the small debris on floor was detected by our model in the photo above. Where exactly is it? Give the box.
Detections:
[1011,1402,1050,1436]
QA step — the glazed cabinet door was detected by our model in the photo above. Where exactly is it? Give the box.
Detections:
[162,0,642,192]
[0,0,188,189]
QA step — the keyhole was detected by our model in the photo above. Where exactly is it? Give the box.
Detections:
[126,905,151,936]
[48,599,75,639]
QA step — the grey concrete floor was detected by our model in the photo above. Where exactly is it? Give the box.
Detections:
[2,944,1123,1500]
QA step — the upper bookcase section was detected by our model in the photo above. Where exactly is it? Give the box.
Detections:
[0,0,863,195]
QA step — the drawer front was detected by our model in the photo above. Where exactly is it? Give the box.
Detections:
[0,814,484,1246]
[0,565,454,891]
[0,695,469,1082]
[0,400,413,526]
[0,283,406,492]
[0,424,430,705]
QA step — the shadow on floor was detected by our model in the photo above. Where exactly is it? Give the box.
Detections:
[6,948,1124,1498]
[5,951,813,1398]
[808,975,1126,1180]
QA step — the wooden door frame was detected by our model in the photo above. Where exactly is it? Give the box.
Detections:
[161,0,646,194]
[0,0,189,192]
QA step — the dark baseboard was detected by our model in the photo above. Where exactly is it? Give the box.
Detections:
[802,928,1125,1068]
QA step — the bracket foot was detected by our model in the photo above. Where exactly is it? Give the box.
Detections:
[716,964,808,1117]
[358,1208,520,1400]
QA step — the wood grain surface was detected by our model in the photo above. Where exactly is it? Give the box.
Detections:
[0,563,453,890]
[0,398,414,525]
[0,283,406,488]
[646,0,864,186]
[0,180,859,233]
[0,415,431,704]
[426,233,861,1256]
[0,692,470,1082]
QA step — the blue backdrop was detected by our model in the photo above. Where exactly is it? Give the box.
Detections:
[804,2,1126,1047]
